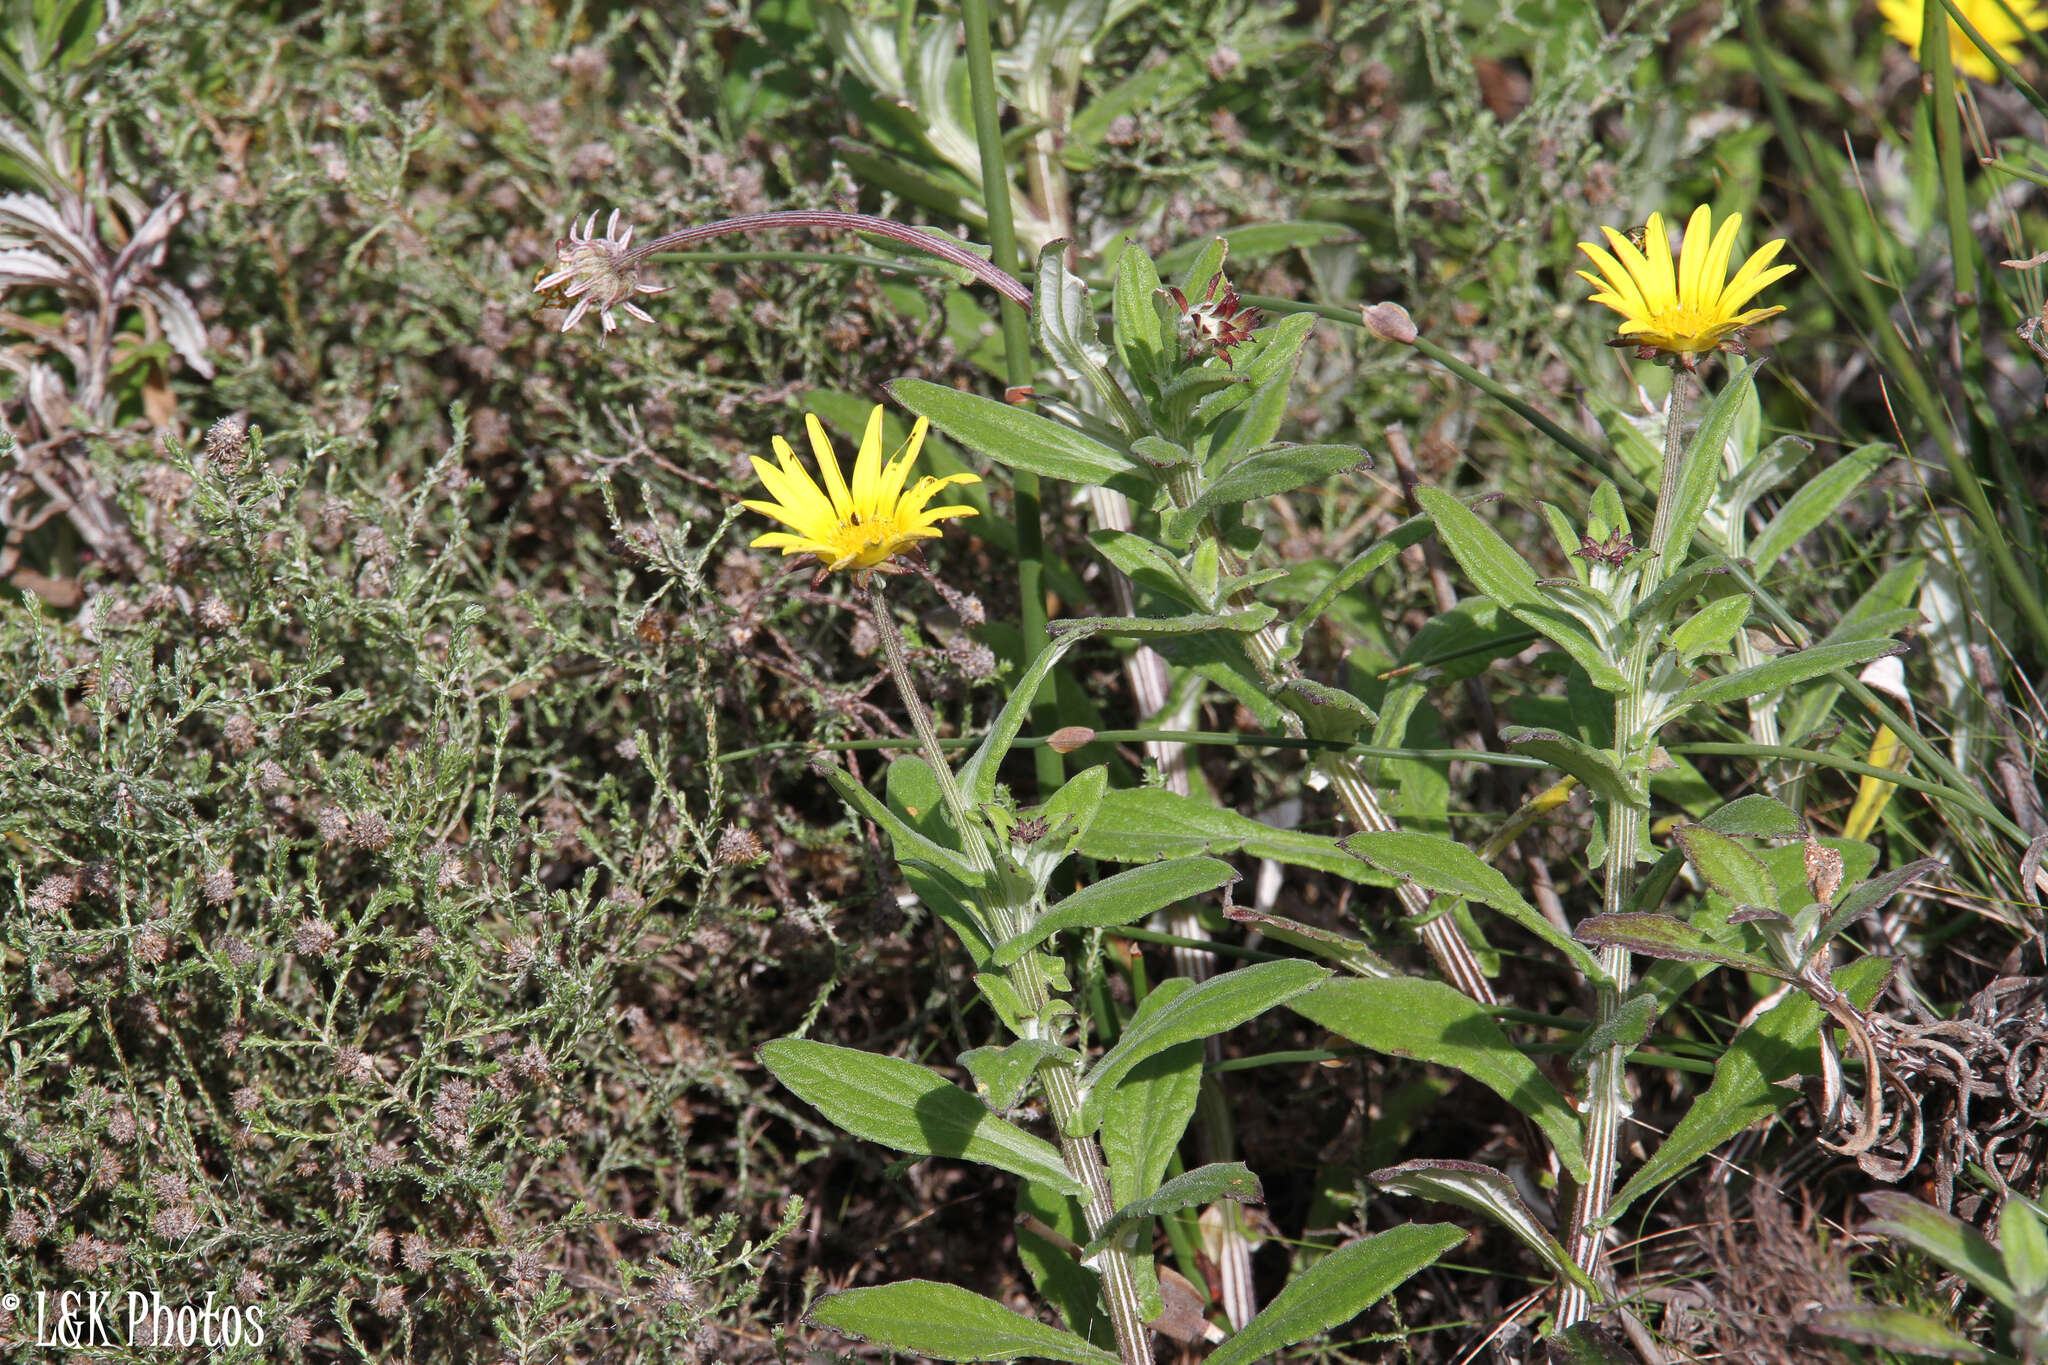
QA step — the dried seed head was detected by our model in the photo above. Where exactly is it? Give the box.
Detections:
[5,1209,41,1247]
[1012,816,1051,845]
[294,918,339,958]
[401,1232,432,1273]
[348,810,391,853]
[231,1086,261,1115]
[533,209,668,335]
[715,825,765,867]
[205,415,250,476]
[222,713,258,754]
[317,805,351,844]
[336,1046,376,1085]
[201,866,235,904]
[367,1228,395,1264]
[372,1284,404,1317]
[28,872,79,915]
[257,759,289,792]
[196,594,234,631]
[151,1204,199,1241]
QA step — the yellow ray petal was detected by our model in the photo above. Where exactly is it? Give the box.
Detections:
[1678,204,1713,306]
[850,405,886,514]
[805,413,854,519]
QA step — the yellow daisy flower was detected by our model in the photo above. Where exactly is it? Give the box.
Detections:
[1877,0,2046,81]
[1576,206,1796,359]
[743,405,980,576]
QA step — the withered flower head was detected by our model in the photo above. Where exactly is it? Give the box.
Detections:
[533,209,668,335]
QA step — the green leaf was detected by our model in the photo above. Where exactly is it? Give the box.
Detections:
[1111,238,1170,399]
[826,766,985,887]
[1292,978,1589,1180]
[959,630,1088,805]
[1276,678,1378,743]
[1088,529,1202,608]
[1222,907,1398,979]
[1163,444,1371,541]
[1569,990,1661,1071]
[1414,487,1627,692]
[1803,857,1944,965]
[1611,954,1892,1218]
[1075,960,1328,1133]
[807,1280,1122,1364]
[1573,912,1788,978]
[1339,830,1609,983]
[992,857,1237,965]
[1668,592,1752,661]
[1373,1159,1599,1295]
[1100,1042,1204,1207]
[1281,515,1434,658]
[1750,443,1889,574]
[759,1039,1084,1196]
[959,1039,1080,1111]
[1500,726,1643,809]
[1657,361,1764,575]
[891,377,1137,485]
[1804,1306,1988,1361]
[2004,1199,2048,1300]
[1201,1223,1465,1365]
[1673,824,1779,911]
[1082,1162,1262,1256]
[1865,1192,2017,1311]
[1033,241,1144,435]
[1077,787,1395,885]
[1046,607,1276,639]
[1669,638,1906,714]
[1702,794,1808,839]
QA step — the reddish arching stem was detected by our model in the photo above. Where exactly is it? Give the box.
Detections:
[623,211,1035,310]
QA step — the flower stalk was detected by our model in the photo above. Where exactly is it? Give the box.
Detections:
[1559,370,1693,1325]
[863,580,1154,1365]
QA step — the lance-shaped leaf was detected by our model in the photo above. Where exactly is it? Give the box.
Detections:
[1702,793,1808,839]
[1751,443,1889,574]
[1074,960,1328,1134]
[1077,787,1395,885]
[1544,1323,1644,1365]
[1046,606,1277,641]
[1673,823,1779,911]
[1293,978,1589,1179]
[1413,487,1627,692]
[959,1039,1081,1111]
[1112,239,1170,398]
[1500,726,1643,809]
[1081,1162,1262,1257]
[1863,1192,2016,1311]
[1802,857,1943,968]
[1668,592,1752,661]
[1612,955,1890,1217]
[1656,360,1763,571]
[807,1280,1121,1364]
[1373,1160,1599,1296]
[1223,906,1397,978]
[1100,1042,1204,1207]
[1341,830,1608,983]
[760,1039,1084,1196]
[1282,515,1434,659]
[826,767,985,888]
[1574,912,1788,979]
[1668,637,1907,714]
[1200,1223,1466,1365]
[1805,1306,1989,1362]
[959,629,1088,805]
[1033,242,1144,435]
[1276,677,1379,743]
[993,857,1237,965]
[1162,443,1371,542]
[891,377,1138,485]
[1088,529,1204,608]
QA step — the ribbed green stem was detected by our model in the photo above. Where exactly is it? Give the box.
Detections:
[957,0,1059,795]
[865,580,1149,1365]
[1559,370,1690,1324]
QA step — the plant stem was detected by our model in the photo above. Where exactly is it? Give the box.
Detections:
[1559,369,1692,1324]
[957,0,1061,796]
[625,211,1032,305]
[864,580,1151,1365]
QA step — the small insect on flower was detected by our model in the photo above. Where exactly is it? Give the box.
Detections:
[1166,272,1261,365]
[1577,205,1795,365]
[532,209,668,335]
[742,405,980,583]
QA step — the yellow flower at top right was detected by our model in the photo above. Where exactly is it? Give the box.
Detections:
[1877,0,2047,81]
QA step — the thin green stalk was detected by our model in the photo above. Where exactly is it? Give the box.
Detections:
[1559,369,1691,1325]
[957,0,1059,795]
[864,579,1150,1365]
